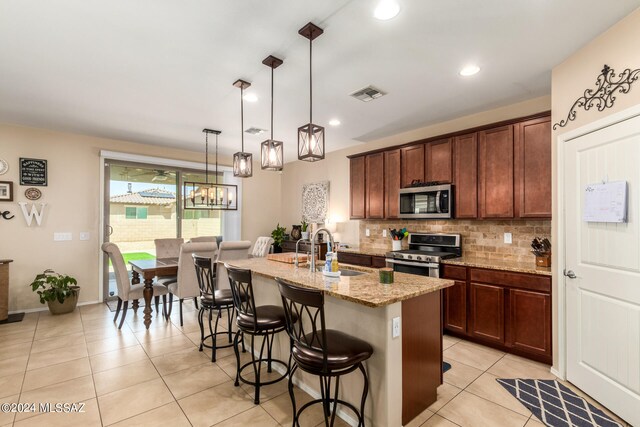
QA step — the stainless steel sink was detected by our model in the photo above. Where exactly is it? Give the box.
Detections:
[339,269,365,277]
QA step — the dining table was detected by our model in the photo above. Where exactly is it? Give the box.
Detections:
[128,257,179,329]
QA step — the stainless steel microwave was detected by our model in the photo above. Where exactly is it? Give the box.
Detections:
[398,184,453,219]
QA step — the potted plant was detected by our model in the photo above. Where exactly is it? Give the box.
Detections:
[271,223,287,253]
[301,220,309,240]
[30,269,80,315]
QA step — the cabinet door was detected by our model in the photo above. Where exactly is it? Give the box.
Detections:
[401,144,425,188]
[384,149,401,219]
[444,281,467,334]
[515,117,552,218]
[350,156,366,219]
[470,283,505,344]
[479,125,515,218]
[453,133,478,219]
[426,138,453,183]
[366,153,385,219]
[507,289,551,357]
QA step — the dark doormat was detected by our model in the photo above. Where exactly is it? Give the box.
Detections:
[497,378,623,427]
[0,313,25,324]
[443,361,452,373]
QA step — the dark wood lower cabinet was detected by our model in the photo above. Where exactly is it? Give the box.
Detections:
[442,265,552,364]
[335,252,386,268]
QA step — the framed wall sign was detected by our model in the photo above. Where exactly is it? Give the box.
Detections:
[19,158,47,186]
[0,181,13,201]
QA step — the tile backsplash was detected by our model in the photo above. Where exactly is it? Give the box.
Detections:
[359,219,551,262]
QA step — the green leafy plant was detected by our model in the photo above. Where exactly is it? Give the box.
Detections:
[301,220,308,232]
[271,223,287,247]
[30,269,78,304]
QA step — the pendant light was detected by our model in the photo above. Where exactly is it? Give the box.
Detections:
[297,22,325,162]
[233,79,253,177]
[261,55,284,171]
[184,129,238,211]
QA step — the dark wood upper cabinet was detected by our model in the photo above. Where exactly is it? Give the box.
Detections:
[401,144,425,188]
[425,138,453,183]
[349,156,366,219]
[384,149,401,219]
[478,125,515,218]
[515,117,552,218]
[453,133,478,219]
[366,153,385,219]
[469,282,505,344]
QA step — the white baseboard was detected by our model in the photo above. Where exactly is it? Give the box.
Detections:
[9,300,103,315]
[550,367,564,380]
[243,339,359,427]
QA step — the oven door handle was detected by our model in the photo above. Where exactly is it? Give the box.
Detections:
[385,259,439,268]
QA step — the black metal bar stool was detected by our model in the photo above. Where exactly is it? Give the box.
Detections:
[192,255,236,362]
[276,278,373,427]
[225,264,292,404]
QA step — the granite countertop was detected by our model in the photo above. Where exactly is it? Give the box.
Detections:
[442,256,552,276]
[338,247,388,257]
[222,258,453,308]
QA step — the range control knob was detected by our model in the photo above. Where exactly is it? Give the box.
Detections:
[406,255,412,260]
[416,256,423,261]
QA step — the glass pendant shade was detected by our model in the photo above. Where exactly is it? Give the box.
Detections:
[233,151,253,177]
[183,129,238,211]
[298,123,325,161]
[261,139,283,170]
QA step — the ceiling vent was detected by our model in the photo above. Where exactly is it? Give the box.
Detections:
[244,127,267,135]
[349,85,386,102]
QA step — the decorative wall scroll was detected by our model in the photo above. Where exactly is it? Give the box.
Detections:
[553,64,640,130]
[301,181,329,223]
[0,181,13,202]
[19,158,48,186]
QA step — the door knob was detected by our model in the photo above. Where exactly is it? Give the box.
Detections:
[564,269,577,279]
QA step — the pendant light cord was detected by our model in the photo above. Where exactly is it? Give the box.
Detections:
[205,131,209,184]
[309,35,313,125]
[271,66,274,141]
[215,133,219,184]
[241,85,245,152]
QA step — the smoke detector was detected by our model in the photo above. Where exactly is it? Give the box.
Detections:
[245,127,267,135]
[349,85,386,102]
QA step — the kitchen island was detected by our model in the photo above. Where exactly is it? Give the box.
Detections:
[219,258,453,426]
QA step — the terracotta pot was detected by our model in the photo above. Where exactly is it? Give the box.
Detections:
[46,286,80,315]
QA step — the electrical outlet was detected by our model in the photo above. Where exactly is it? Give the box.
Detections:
[80,232,90,241]
[382,229,387,237]
[504,232,512,244]
[392,317,401,338]
[53,232,72,241]
[365,228,370,237]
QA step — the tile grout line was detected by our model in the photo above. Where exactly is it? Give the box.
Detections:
[11,313,38,427]
[80,309,106,427]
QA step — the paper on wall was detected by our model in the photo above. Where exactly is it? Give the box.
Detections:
[582,181,628,223]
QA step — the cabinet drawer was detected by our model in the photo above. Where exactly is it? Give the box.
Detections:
[372,256,387,268]
[441,264,467,281]
[470,268,550,293]
[338,252,372,267]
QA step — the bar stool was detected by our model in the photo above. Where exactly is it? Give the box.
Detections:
[225,264,292,404]
[276,278,373,427]
[192,255,236,362]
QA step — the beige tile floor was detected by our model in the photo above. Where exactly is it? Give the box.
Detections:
[0,303,628,427]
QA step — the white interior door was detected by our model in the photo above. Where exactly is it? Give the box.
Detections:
[564,114,640,426]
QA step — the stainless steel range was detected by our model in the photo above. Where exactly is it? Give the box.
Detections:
[385,233,461,278]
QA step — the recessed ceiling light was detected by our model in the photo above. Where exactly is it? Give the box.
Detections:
[459,65,480,77]
[374,0,400,20]
[329,119,341,126]
[243,93,258,102]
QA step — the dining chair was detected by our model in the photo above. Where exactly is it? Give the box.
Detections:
[165,241,218,326]
[216,241,252,291]
[189,235,223,248]
[102,242,170,329]
[154,238,184,285]
[251,236,274,258]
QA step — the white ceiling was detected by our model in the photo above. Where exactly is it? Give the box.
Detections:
[1,1,639,161]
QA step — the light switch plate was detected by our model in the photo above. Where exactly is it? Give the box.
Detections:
[54,232,72,241]
[382,229,387,237]
[392,317,401,338]
[504,232,512,244]
[80,232,90,241]
[365,228,370,237]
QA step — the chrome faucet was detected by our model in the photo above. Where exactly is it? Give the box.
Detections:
[310,228,335,273]
[294,237,310,268]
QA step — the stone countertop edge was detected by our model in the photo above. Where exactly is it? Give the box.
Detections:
[441,257,552,276]
[219,258,454,308]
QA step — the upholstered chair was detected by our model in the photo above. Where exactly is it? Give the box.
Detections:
[102,242,169,329]
[251,236,274,258]
[154,238,184,286]
[166,241,218,326]
[189,235,223,248]
[216,241,252,290]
